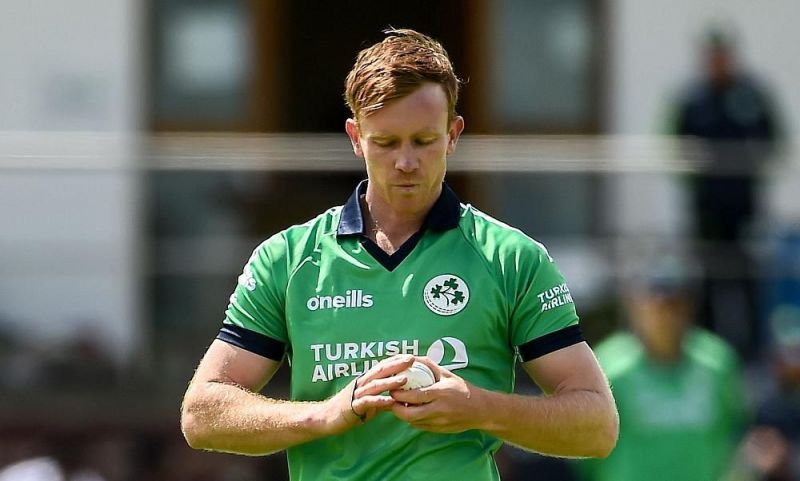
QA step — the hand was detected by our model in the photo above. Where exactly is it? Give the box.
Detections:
[741,426,790,475]
[390,357,483,433]
[326,354,415,433]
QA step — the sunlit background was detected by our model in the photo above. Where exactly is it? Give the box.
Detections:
[2,1,800,480]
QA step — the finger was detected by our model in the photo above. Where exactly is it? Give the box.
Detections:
[353,394,395,414]
[390,388,433,405]
[414,357,459,381]
[391,400,430,422]
[355,374,409,398]
[434,365,456,379]
[359,355,415,385]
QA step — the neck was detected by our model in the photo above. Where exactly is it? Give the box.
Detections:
[649,348,682,364]
[361,197,425,241]
[361,184,440,248]
[641,338,683,364]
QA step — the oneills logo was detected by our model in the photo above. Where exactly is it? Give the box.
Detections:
[306,290,374,311]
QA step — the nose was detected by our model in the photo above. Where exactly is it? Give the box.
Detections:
[394,143,419,173]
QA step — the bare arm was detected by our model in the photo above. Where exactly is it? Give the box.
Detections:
[180,340,414,455]
[391,342,619,458]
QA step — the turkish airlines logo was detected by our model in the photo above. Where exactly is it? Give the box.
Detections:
[423,274,469,316]
[307,336,470,382]
[426,336,469,370]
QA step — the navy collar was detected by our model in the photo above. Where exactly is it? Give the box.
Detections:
[337,180,461,238]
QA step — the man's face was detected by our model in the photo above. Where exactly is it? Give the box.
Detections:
[706,46,735,86]
[346,82,464,216]
[630,291,691,360]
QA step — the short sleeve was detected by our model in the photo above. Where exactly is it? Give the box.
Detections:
[508,240,582,361]
[719,350,749,435]
[219,234,289,360]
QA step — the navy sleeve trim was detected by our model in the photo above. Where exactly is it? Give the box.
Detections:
[217,324,286,361]
[518,324,584,362]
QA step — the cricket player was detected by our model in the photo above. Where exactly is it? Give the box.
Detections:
[181,28,618,481]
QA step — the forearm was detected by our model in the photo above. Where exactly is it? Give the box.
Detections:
[181,381,335,456]
[475,387,618,458]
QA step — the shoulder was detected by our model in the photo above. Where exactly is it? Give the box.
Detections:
[252,206,342,267]
[683,327,740,372]
[280,205,341,244]
[733,74,770,96]
[594,332,644,380]
[459,204,553,264]
[678,79,709,104]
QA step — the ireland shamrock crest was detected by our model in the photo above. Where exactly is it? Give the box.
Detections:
[423,274,470,316]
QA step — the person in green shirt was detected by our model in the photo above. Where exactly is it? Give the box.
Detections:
[579,258,747,481]
[180,28,618,481]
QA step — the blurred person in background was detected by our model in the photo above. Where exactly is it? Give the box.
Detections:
[577,256,748,481]
[180,28,618,481]
[727,312,800,481]
[0,435,107,481]
[674,27,781,358]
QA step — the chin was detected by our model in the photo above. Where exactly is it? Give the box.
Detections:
[384,185,437,213]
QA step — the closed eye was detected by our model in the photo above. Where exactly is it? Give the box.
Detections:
[372,139,397,148]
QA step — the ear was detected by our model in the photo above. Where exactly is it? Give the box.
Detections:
[446,116,465,156]
[345,118,364,158]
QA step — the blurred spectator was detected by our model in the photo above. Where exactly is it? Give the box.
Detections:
[726,312,800,481]
[577,257,748,481]
[41,325,119,390]
[0,323,117,392]
[0,435,106,481]
[673,27,780,357]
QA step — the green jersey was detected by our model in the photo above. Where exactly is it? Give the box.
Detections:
[578,328,747,481]
[219,182,582,481]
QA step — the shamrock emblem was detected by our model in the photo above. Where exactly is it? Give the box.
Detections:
[429,277,465,306]
[424,274,470,316]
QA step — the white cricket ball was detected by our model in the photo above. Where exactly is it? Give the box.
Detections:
[399,361,436,390]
